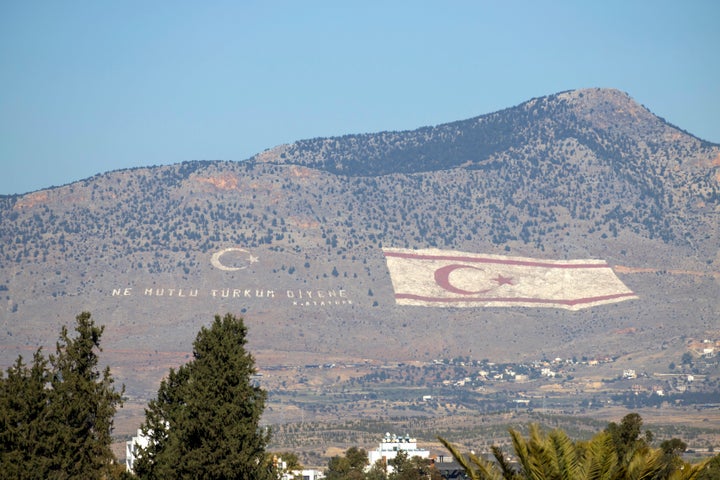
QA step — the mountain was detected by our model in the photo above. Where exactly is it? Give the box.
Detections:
[1,88,719,432]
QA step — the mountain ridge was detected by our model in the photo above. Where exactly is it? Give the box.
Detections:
[0,88,718,433]
[3,88,717,199]
[253,88,718,176]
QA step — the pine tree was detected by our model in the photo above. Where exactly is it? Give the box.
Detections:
[134,313,272,479]
[0,350,52,477]
[46,312,125,477]
[0,312,124,479]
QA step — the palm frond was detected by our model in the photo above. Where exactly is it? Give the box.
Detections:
[579,432,618,480]
[667,457,713,480]
[438,436,503,480]
[548,428,580,480]
[491,445,519,480]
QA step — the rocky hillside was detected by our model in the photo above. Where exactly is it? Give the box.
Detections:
[2,88,718,275]
[0,87,718,406]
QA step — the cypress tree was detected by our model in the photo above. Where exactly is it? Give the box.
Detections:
[134,313,272,479]
[0,351,52,477]
[0,312,124,479]
[46,312,124,478]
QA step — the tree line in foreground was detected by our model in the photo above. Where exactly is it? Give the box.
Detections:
[325,413,720,480]
[1,312,718,479]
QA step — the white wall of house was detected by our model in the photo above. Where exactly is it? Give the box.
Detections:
[126,429,150,473]
[367,433,430,473]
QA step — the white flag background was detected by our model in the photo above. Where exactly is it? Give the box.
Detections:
[383,248,638,311]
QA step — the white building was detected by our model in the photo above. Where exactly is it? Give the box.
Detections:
[368,433,430,472]
[275,456,325,480]
[127,434,324,479]
[126,429,150,473]
[281,468,324,480]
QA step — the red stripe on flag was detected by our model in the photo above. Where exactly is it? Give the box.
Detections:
[394,291,638,307]
[383,250,608,269]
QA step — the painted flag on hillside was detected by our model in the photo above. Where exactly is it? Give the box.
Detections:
[383,248,638,311]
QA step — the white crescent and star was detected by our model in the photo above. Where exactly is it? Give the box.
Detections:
[210,247,259,272]
[211,249,515,292]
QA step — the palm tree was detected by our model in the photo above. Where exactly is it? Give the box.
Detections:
[439,423,710,480]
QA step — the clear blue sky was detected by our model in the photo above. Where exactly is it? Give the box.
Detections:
[1,1,718,195]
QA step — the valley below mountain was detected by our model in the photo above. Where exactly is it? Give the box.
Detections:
[1,88,719,463]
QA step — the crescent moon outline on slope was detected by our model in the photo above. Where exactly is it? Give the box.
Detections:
[434,264,495,295]
[211,247,250,272]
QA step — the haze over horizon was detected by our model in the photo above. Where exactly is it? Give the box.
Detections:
[2,1,719,195]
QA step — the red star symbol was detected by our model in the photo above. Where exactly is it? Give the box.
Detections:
[492,274,515,286]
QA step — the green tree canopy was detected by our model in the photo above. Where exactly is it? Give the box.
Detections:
[326,446,441,480]
[325,447,369,480]
[440,415,711,480]
[0,312,124,479]
[698,453,720,480]
[0,351,52,477]
[134,313,272,479]
[388,450,441,480]
[274,451,303,471]
[604,412,652,460]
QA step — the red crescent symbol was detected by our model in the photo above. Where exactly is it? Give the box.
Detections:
[434,264,494,295]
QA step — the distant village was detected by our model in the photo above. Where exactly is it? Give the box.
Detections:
[128,430,465,479]
[121,336,720,475]
[259,335,720,419]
